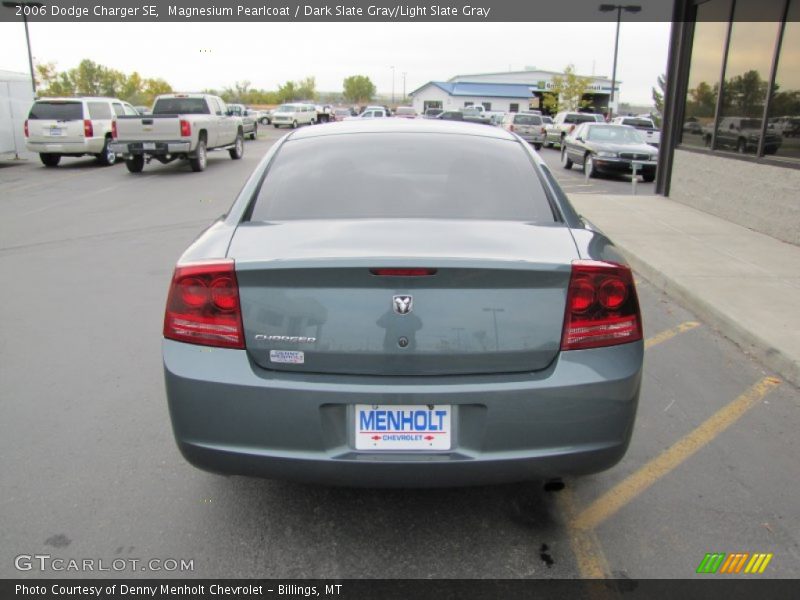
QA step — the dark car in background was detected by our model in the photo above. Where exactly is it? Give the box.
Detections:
[712,117,781,155]
[436,110,464,121]
[561,122,658,182]
[227,104,258,140]
[423,108,443,118]
[162,119,644,488]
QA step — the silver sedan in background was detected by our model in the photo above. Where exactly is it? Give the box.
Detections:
[163,119,644,487]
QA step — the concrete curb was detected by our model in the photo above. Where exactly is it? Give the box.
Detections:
[618,245,800,390]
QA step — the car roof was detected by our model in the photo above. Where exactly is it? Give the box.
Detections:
[34,97,120,102]
[285,118,520,142]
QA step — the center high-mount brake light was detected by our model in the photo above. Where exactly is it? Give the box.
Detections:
[561,260,642,351]
[369,268,437,277]
[163,259,244,349]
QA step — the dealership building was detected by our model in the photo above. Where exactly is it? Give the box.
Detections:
[659,0,799,245]
[409,69,619,115]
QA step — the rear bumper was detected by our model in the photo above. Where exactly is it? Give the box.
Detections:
[109,141,192,155]
[27,139,104,155]
[164,339,643,487]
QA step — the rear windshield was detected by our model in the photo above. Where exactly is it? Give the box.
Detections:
[249,133,555,222]
[513,115,542,125]
[564,114,600,124]
[621,118,655,129]
[28,101,83,120]
[152,98,210,115]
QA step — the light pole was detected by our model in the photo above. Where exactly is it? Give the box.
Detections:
[599,4,641,119]
[390,66,395,105]
[402,72,407,102]
[3,1,42,95]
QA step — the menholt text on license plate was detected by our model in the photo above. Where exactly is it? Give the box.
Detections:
[355,404,451,450]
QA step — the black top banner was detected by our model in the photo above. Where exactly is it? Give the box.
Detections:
[0,0,675,23]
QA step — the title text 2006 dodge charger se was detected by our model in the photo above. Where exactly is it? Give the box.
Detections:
[163,119,643,487]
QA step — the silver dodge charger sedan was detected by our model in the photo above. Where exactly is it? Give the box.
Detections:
[163,119,644,487]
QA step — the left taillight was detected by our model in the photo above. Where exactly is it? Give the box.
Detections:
[24,119,29,137]
[111,120,117,139]
[561,260,642,351]
[180,119,191,137]
[163,259,245,349]
[83,119,93,137]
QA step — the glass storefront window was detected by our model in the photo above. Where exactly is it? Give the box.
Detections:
[715,1,784,155]
[681,0,731,148]
[768,0,800,161]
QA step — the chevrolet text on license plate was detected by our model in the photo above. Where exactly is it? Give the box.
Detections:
[355,404,451,450]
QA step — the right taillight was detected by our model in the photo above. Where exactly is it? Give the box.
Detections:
[561,260,642,351]
[111,120,117,139]
[509,124,515,132]
[180,119,191,137]
[163,259,244,349]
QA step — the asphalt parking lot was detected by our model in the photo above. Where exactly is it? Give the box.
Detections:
[1,126,797,580]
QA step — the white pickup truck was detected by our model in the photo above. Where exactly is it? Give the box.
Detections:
[110,93,244,173]
[611,116,661,147]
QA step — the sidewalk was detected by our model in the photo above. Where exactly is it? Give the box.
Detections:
[569,193,800,389]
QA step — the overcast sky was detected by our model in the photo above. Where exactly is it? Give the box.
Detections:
[0,21,670,105]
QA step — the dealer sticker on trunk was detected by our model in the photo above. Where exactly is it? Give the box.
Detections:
[355,404,451,450]
[269,350,304,364]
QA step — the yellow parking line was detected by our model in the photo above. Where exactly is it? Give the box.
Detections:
[645,321,700,350]
[573,376,781,531]
[558,487,611,579]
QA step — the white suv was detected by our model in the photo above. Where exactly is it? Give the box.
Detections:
[271,103,317,128]
[25,96,138,167]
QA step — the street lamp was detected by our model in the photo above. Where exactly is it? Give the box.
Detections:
[599,4,641,119]
[2,1,42,95]
[390,66,395,105]
[402,72,407,102]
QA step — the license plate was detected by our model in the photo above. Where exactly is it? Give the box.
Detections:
[48,128,63,136]
[355,404,451,450]
[143,142,156,150]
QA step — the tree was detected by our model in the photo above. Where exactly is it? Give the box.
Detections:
[652,74,666,115]
[723,70,768,117]
[276,81,298,103]
[296,76,317,101]
[343,75,376,105]
[542,65,592,113]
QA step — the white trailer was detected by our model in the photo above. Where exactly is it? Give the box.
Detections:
[0,70,34,160]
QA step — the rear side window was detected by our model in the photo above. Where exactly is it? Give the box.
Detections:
[112,103,125,116]
[28,101,83,120]
[249,134,556,223]
[87,102,112,119]
[152,98,210,115]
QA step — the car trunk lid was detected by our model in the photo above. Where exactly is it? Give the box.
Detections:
[229,219,578,376]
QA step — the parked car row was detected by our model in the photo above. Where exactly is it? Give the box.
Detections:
[24,93,255,173]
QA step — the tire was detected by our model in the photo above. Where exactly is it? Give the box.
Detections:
[545,139,554,148]
[704,134,712,147]
[584,154,597,178]
[274,124,279,128]
[249,125,257,140]
[260,117,269,125]
[559,133,565,148]
[125,155,144,173]
[190,139,208,172]
[642,172,655,183]
[737,138,747,154]
[310,117,317,125]
[561,146,573,169]
[229,132,244,160]
[40,153,61,167]
[291,120,298,129]
[534,143,542,151]
[96,136,117,166]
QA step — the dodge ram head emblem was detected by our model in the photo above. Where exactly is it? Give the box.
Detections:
[393,295,413,315]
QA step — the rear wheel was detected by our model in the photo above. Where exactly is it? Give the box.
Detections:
[534,143,542,151]
[260,117,269,125]
[96,136,117,166]
[643,172,655,183]
[40,153,61,167]
[291,120,298,129]
[190,139,207,172]
[249,125,258,140]
[125,155,145,173]
[561,147,573,169]
[274,124,279,128]
[229,132,244,160]
[737,138,747,154]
